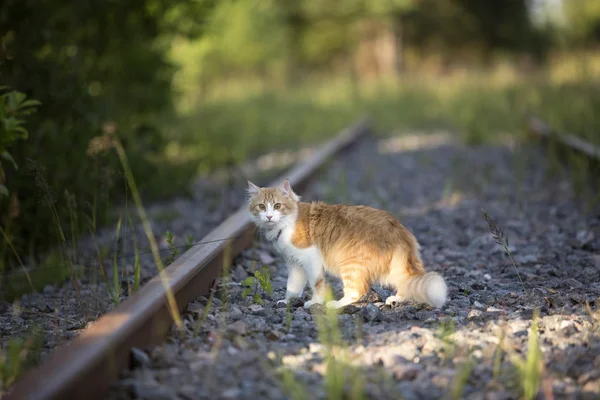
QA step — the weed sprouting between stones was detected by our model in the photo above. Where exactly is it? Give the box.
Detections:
[241,262,273,305]
[482,209,526,293]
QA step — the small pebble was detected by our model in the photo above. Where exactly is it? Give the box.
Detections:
[360,304,382,322]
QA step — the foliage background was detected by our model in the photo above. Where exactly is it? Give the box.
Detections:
[1,0,599,277]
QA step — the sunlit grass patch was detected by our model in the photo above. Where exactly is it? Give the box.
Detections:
[165,53,600,183]
[0,326,44,392]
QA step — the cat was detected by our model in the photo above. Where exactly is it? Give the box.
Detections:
[246,179,448,310]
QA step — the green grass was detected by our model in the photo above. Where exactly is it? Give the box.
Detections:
[280,366,310,400]
[316,290,365,400]
[161,54,600,183]
[3,53,600,301]
[436,318,457,364]
[1,251,72,302]
[450,355,475,400]
[509,309,543,400]
[279,288,366,400]
[0,324,44,391]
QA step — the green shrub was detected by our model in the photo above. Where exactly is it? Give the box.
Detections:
[0,87,40,198]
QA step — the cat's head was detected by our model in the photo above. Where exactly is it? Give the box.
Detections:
[246,179,300,228]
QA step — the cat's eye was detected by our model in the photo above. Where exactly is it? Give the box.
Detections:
[258,204,266,211]
[274,203,281,210]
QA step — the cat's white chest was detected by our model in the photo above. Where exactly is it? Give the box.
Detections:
[271,225,322,273]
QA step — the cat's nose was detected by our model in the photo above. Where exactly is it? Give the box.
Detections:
[266,215,273,220]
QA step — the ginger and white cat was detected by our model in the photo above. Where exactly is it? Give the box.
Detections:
[246,179,448,310]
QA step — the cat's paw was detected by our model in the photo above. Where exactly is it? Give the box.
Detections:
[385,295,405,307]
[303,299,323,309]
[326,300,344,309]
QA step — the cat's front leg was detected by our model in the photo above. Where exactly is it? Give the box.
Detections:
[276,263,307,306]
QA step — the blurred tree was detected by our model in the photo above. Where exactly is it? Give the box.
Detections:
[201,0,290,75]
[0,0,560,268]
[0,0,212,264]
[403,0,549,66]
[190,0,549,84]
[562,0,600,47]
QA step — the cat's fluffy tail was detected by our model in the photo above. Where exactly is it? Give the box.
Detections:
[402,272,448,308]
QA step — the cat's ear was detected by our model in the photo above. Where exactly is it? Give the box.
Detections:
[277,179,300,201]
[247,180,261,197]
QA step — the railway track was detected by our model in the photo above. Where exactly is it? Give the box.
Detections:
[527,116,600,163]
[4,118,370,400]
[108,126,597,399]
[5,117,600,400]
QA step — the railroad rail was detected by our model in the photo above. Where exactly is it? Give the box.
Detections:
[527,116,600,162]
[5,117,371,400]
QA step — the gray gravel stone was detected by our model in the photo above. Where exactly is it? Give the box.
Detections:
[130,348,151,369]
[360,303,382,322]
[132,382,176,400]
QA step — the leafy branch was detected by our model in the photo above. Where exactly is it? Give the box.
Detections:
[0,86,41,197]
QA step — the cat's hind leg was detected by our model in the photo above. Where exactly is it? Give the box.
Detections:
[302,263,327,309]
[326,264,369,309]
[277,263,306,305]
[385,295,406,306]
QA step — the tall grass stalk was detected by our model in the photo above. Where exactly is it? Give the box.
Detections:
[192,289,215,336]
[450,356,474,400]
[314,288,365,400]
[482,209,526,293]
[31,162,83,305]
[493,328,505,383]
[112,136,183,329]
[128,215,141,293]
[0,226,33,292]
[280,367,309,400]
[508,309,543,400]
[111,214,123,305]
[65,190,79,264]
[0,328,43,390]
[88,223,110,287]
[201,240,233,393]
[437,318,457,364]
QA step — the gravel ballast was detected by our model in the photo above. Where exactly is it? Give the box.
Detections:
[101,132,600,400]
[0,152,296,392]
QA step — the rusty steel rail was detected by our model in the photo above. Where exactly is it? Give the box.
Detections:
[527,116,600,161]
[6,117,371,400]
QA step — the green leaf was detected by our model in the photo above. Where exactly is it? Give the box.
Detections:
[20,99,41,108]
[3,117,15,131]
[256,266,273,295]
[7,92,18,110]
[241,277,255,287]
[241,288,252,298]
[264,280,273,296]
[2,151,18,169]
[0,184,9,197]
[253,293,264,305]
